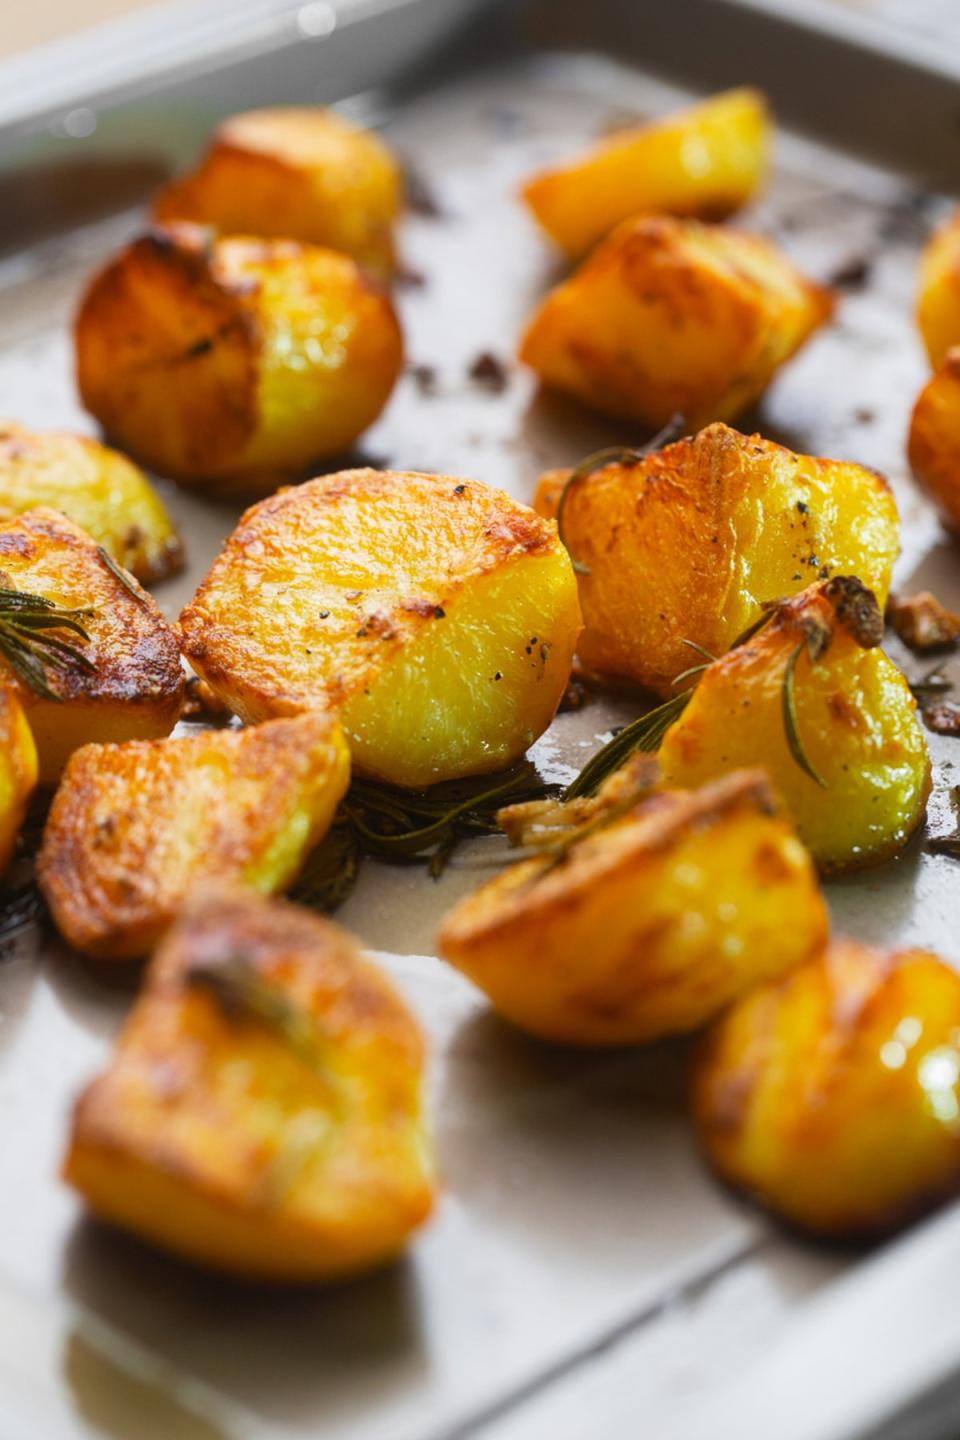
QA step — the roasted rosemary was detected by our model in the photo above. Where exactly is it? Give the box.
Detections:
[0,585,94,701]
[186,953,323,1063]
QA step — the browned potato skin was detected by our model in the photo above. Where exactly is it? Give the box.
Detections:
[75,225,403,494]
[438,770,827,1047]
[0,507,184,784]
[518,215,833,429]
[692,940,960,1239]
[64,884,435,1281]
[38,711,350,960]
[153,107,401,275]
[908,349,960,531]
[917,209,960,370]
[536,423,899,696]
[0,686,37,876]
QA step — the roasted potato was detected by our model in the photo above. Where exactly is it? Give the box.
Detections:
[692,940,960,1238]
[0,422,182,583]
[518,215,833,429]
[908,349,960,531]
[438,768,826,1047]
[63,883,434,1280]
[0,686,37,876]
[536,422,899,696]
[153,106,401,275]
[75,225,403,494]
[179,469,581,789]
[659,576,930,873]
[0,507,183,784]
[917,209,960,369]
[38,711,349,960]
[522,87,770,260]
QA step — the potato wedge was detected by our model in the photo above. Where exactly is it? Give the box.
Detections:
[439,768,826,1047]
[692,940,960,1238]
[38,711,349,960]
[0,422,183,583]
[536,422,899,696]
[917,209,960,369]
[153,107,401,275]
[522,87,770,259]
[659,576,930,873]
[908,349,960,531]
[179,469,581,789]
[0,686,37,876]
[0,507,183,784]
[63,883,434,1280]
[518,215,833,429]
[75,225,403,494]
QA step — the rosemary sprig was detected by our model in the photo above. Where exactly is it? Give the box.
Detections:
[0,585,95,702]
[564,691,690,801]
[96,545,145,603]
[782,643,827,788]
[185,953,326,1069]
[555,414,685,574]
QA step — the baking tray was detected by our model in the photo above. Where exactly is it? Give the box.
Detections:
[2,2,960,1437]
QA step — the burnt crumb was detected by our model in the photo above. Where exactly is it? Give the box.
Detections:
[434,606,446,619]
[559,673,592,712]
[402,161,445,218]
[493,672,503,681]
[796,500,809,515]
[929,831,960,859]
[854,407,876,425]
[888,591,960,653]
[468,352,510,393]
[825,253,873,291]
[319,611,330,619]
[394,262,427,290]
[184,336,214,359]
[453,483,466,495]
[181,675,232,724]
[922,702,960,736]
[823,575,884,648]
[408,363,438,396]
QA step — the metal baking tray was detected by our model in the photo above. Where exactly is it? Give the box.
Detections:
[2,2,960,1437]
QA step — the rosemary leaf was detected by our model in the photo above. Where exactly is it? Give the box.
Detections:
[564,691,691,801]
[0,587,95,701]
[291,823,362,913]
[782,643,828,788]
[185,954,325,1070]
[97,546,146,603]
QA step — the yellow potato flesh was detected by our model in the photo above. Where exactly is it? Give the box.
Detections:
[522,86,770,258]
[64,884,435,1280]
[693,941,960,1238]
[38,712,350,960]
[180,470,581,789]
[518,216,833,429]
[438,770,827,1047]
[659,584,930,873]
[536,423,899,696]
[0,687,37,876]
[0,423,182,583]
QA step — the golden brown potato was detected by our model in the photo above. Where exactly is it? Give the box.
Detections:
[908,349,960,530]
[0,686,37,876]
[179,469,581,789]
[536,422,899,696]
[38,711,349,960]
[0,507,183,784]
[75,225,403,494]
[153,106,401,275]
[522,87,770,259]
[917,209,960,369]
[692,940,960,1238]
[659,576,930,874]
[518,215,833,429]
[63,883,434,1280]
[0,422,183,583]
[438,768,826,1047]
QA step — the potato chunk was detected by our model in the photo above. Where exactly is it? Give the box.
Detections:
[908,349,960,531]
[518,216,833,428]
[439,768,825,1047]
[0,507,183,784]
[179,470,581,789]
[38,712,349,960]
[536,422,898,696]
[692,940,960,1238]
[63,884,434,1280]
[917,210,960,369]
[0,422,182,583]
[659,577,930,873]
[0,686,37,876]
[153,107,401,275]
[75,225,403,494]
[522,87,770,259]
